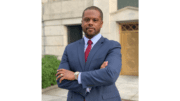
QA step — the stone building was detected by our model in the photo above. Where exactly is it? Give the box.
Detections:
[42,0,139,76]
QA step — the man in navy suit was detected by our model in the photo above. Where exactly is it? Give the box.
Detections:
[56,6,122,101]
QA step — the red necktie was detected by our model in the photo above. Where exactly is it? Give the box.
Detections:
[85,40,93,62]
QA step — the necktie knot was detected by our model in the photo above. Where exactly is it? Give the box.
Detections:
[88,40,93,45]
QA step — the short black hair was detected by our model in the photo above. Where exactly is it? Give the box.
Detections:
[82,6,103,21]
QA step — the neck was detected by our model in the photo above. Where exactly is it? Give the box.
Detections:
[85,33,99,39]
[85,34,93,39]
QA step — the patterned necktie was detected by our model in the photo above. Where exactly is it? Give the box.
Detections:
[85,40,93,62]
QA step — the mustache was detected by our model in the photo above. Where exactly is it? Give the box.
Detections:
[86,27,95,30]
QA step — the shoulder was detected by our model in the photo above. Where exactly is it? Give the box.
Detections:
[65,38,83,50]
[103,37,121,47]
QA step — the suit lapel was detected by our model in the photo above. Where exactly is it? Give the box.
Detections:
[85,36,105,71]
[78,38,85,71]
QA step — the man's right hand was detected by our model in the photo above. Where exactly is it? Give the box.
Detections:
[100,61,108,69]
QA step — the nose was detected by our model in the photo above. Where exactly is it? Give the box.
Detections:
[88,19,93,26]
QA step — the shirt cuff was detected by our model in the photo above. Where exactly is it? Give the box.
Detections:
[86,87,91,92]
[78,72,91,93]
[78,72,82,84]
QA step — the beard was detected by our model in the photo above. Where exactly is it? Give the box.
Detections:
[84,28,100,39]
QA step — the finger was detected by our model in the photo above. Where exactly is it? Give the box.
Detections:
[56,71,64,76]
[106,61,108,66]
[103,61,107,66]
[56,72,65,80]
[59,77,65,83]
[101,61,108,68]
[104,61,107,65]
[59,71,65,74]
[58,69,66,71]
[103,62,106,66]
[56,74,61,80]
[56,72,61,76]
[102,62,106,67]
[57,68,65,71]
[57,69,61,71]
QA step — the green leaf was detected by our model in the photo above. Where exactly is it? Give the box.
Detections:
[42,55,61,89]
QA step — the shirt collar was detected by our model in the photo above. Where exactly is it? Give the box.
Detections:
[84,33,102,45]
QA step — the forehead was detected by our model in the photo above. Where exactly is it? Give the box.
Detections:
[83,9,101,19]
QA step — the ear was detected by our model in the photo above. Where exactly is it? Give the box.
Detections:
[81,20,83,27]
[100,21,103,28]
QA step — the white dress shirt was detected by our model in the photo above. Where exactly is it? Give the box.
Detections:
[78,33,102,93]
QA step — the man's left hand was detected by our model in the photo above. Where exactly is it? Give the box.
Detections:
[56,69,75,83]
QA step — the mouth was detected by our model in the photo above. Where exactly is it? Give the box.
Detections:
[86,27,94,30]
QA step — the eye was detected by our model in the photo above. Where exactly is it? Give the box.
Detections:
[84,18,90,22]
[93,19,98,22]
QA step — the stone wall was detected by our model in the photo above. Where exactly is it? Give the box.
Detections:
[42,0,93,60]
[92,0,118,40]
[42,0,139,60]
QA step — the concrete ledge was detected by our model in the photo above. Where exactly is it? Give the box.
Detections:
[42,84,58,93]
[121,99,137,101]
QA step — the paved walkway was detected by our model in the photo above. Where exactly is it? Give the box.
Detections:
[42,75,138,101]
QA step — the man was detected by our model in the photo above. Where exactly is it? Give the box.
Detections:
[56,6,122,101]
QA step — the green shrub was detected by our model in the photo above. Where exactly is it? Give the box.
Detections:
[42,55,61,89]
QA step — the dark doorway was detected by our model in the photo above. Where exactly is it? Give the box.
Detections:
[67,25,83,44]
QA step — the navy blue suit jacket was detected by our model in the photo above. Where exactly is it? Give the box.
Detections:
[57,36,122,101]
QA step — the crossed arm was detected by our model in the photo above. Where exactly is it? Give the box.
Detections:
[56,61,107,96]
[56,62,108,83]
[56,47,86,96]
[56,42,121,95]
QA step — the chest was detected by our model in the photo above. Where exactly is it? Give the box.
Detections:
[67,45,109,72]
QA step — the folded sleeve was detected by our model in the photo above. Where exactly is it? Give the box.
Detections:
[56,46,86,97]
